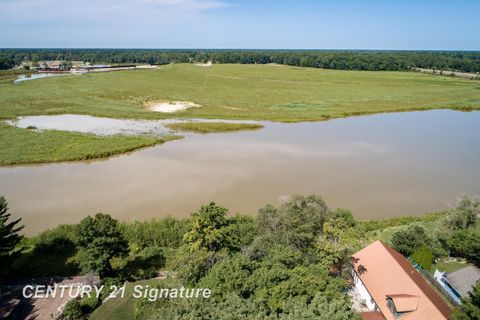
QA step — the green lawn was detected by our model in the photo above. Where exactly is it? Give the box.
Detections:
[432,260,472,273]
[89,279,161,320]
[1,63,479,165]
[89,282,141,320]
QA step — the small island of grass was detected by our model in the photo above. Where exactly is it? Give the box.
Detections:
[0,123,180,166]
[165,122,263,134]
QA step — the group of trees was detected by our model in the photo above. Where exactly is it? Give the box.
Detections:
[0,57,16,70]
[387,196,480,319]
[389,196,480,267]
[137,195,360,319]
[1,194,480,319]
[1,49,479,72]
[1,195,361,319]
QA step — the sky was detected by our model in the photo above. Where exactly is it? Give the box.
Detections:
[0,0,479,50]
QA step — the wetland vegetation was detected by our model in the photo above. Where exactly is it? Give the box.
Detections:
[1,63,479,165]
[165,122,263,134]
[0,122,179,166]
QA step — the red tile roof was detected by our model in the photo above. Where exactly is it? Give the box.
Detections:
[361,311,385,320]
[351,241,452,320]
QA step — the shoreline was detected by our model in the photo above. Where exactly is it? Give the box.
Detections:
[1,107,478,166]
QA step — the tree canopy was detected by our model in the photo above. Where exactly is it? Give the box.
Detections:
[389,223,433,257]
[183,202,239,253]
[76,213,129,278]
[1,49,479,72]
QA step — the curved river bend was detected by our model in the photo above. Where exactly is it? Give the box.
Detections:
[1,110,479,234]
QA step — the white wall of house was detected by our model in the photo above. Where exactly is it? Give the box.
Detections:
[434,269,462,305]
[434,269,445,284]
[351,268,378,311]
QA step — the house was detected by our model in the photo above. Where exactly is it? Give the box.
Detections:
[37,60,71,72]
[434,265,480,304]
[350,241,452,320]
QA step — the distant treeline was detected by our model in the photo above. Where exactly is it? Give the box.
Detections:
[1,49,480,72]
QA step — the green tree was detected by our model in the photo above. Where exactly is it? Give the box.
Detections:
[175,247,228,285]
[281,295,360,320]
[183,202,238,252]
[76,213,128,278]
[0,196,24,269]
[390,223,432,256]
[451,281,480,320]
[446,196,480,230]
[316,208,358,269]
[257,195,329,251]
[446,230,480,265]
[199,253,255,299]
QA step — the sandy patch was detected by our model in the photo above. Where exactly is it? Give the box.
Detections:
[221,106,246,110]
[146,101,201,113]
[194,61,213,67]
[212,75,246,80]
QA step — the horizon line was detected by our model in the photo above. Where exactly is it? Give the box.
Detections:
[1,48,480,52]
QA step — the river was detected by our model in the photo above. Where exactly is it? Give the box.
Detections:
[1,110,479,234]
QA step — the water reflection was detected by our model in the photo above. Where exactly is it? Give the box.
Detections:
[0,110,479,234]
[14,72,73,83]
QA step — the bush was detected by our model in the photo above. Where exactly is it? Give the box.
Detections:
[411,247,433,271]
[120,217,189,251]
[80,296,101,314]
[63,299,84,320]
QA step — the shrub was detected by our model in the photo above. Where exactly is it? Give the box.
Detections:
[63,299,83,320]
[80,296,101,314]
[411,247,433,271]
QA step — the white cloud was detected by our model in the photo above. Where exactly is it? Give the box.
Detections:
[0,0,227,13]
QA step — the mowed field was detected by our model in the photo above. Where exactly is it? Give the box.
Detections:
[1,63,479,165]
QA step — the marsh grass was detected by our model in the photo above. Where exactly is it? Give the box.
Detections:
[0,123,180,165]
[1,64,479,122]
[165,122,263,134]
[1,64,479,165]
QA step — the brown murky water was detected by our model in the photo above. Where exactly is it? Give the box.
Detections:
[1,110,479,235]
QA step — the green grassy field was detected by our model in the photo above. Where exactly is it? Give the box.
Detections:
[1,63,479,165]
[165,121,263,133]
[2,64,479,121]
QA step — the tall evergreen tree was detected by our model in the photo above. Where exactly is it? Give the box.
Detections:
[0,196,24,261]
